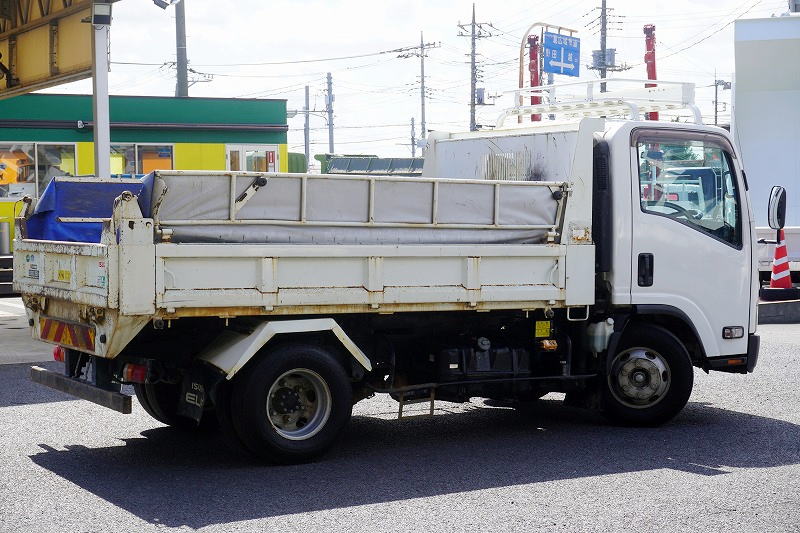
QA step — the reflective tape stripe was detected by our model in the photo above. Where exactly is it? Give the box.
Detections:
[39,317,95,351]
[771,269,791,280]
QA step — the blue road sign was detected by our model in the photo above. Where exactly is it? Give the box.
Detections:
[543,32,580,77]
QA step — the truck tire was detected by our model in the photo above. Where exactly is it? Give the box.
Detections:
[227,343,353,464]
[601,324,693,426]
[134,382,218,431]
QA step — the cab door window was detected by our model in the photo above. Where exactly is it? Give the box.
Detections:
[637,137,742,248]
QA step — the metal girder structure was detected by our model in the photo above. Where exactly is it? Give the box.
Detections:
[0,0,93,99]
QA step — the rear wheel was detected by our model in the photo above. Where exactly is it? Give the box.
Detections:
[602,324,694,426]
[226,343,353,464]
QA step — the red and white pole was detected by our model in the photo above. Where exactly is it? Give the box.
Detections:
[528,35,541,122]
[643,24,658,121]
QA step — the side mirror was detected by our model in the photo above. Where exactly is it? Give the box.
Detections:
[768,185,787,230]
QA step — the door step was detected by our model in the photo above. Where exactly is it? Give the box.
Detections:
[397,388,435,419]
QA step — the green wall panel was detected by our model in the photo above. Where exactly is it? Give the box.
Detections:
[0,94,287,144]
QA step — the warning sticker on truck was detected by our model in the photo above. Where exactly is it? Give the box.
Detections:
[24,253,40,280]
[535,321,551,338]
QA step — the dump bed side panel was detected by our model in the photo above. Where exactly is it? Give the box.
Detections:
[154,243,594,316]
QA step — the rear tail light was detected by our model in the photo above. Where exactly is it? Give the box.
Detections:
[122,363,148,384]
[53,346,65,362]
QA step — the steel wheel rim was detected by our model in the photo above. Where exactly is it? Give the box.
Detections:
[608,347,671,409]
[266,368,332,441]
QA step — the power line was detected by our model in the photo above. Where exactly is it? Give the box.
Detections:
[627,0,764,68]
[112,44,430,68]
[306,136,406,145]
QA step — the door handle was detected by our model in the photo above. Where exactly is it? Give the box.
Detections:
[638,253,654,287]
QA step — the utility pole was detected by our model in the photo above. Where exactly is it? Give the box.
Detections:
[458,4,492,131]
[419,32,427,139]
[411,117,416,157]
[599,0,607,92]
[326,72,334,154]
[304,85,310,170]
[175,0,188,97]
[469,5,477,131]
[714,74,731,126]
[588,2,627,92]
[398,39,439,141]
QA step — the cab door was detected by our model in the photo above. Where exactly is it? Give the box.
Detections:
[629,129,752,357]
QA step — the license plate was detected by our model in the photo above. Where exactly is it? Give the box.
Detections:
[39,317,96,352]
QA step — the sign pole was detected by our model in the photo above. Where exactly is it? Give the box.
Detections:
[91,21,111,178]
[528,35,541,122]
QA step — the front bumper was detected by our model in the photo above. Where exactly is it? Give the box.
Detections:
[706,334,760,374]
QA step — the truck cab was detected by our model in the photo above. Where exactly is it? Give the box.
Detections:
[604,120,759,368]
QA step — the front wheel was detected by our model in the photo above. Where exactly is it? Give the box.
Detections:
[602,324,694,426]
[227,343,353,464]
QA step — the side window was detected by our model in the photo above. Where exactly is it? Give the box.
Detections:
[637,137,742,248]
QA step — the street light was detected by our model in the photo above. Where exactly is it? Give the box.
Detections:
[92,0,114,178]
[91,2,113,25]
[153,0,180,9]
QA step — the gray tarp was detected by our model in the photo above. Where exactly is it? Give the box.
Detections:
[149,172,561,245]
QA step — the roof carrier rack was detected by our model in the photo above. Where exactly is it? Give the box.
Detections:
[496,78,701,127]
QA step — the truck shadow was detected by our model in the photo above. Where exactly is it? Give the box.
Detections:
[30,400,800,528]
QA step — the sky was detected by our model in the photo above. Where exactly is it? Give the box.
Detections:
[44,0,794,167]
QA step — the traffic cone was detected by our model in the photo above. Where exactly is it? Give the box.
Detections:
[770,229,792,289]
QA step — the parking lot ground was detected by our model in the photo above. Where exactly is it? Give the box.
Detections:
[1,298,799,533]
[0,297,50,365]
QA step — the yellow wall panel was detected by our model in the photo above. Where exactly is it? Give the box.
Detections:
[76,143,230,174]
[0,199,24,252]
[0,2,92,99]
[174,143,226,170]
[76,142,94,176]
[16,26,50,83]
[279,144,288,172]
[58,13,93,73]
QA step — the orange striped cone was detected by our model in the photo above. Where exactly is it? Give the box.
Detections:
[770,229,792,289]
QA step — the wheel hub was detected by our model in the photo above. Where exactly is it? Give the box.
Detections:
[609,348,670,409]
[266,369,332,441]
[271,387,302,414]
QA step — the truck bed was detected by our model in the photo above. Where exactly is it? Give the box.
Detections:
[13,166,595,359]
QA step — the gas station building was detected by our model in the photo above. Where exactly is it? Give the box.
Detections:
[0,93,290,248]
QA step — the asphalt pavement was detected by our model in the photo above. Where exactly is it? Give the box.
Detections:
[1,295,799,532]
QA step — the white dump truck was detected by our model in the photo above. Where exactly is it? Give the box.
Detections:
[13,80,772,463]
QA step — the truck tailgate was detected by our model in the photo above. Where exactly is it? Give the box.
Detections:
[13,239,116,308]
